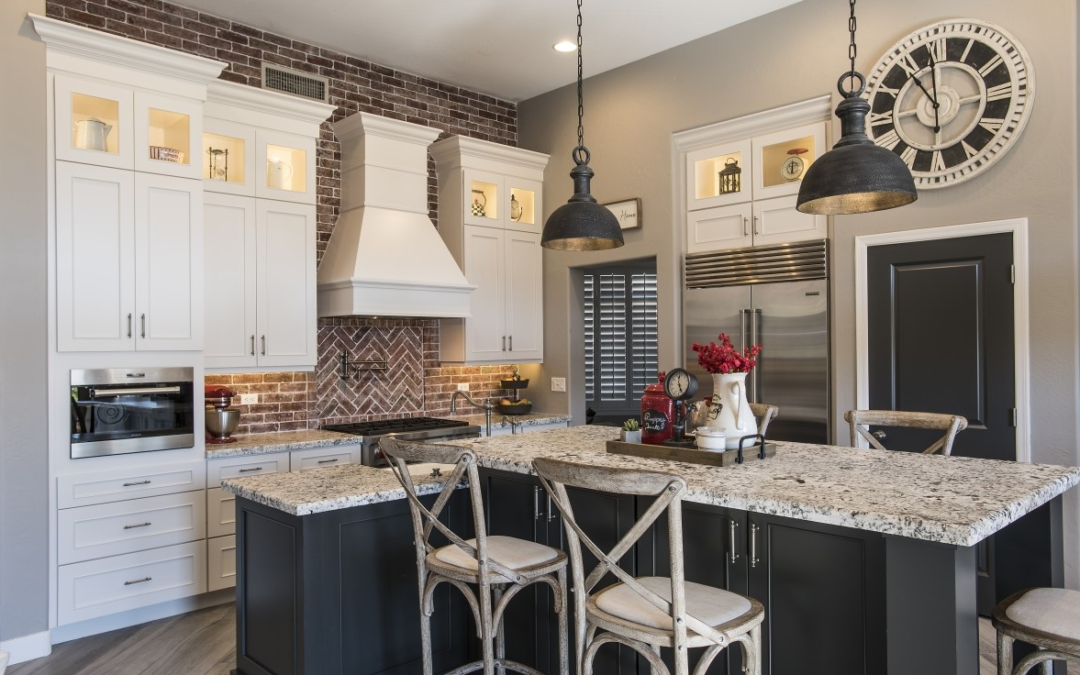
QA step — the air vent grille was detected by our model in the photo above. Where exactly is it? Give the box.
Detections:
[685,239,828,288]
[261,64,329,103]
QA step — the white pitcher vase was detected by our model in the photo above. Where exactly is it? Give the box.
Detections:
[712,372,757,449]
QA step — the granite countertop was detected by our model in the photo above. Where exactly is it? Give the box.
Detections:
[222,463,457,515]
[442,426,1080,547]
[205,429,360,459]
[451,411,572,433]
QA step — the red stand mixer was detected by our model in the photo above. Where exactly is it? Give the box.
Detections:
[205,385,240,444]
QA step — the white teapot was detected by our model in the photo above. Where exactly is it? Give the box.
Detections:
[74,118,112,152]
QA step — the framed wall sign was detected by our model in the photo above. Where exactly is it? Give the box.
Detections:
[603,198,641,231]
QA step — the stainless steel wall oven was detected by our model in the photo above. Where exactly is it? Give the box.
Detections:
[70,367,195,458]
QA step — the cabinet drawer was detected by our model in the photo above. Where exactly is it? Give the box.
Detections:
[207,535,236,592]
[207,487,236,538]
[58,491,206,565]
[58,460,206,509]
[289,445,361,472]
[207,452,289,486]
[58,541,207,625]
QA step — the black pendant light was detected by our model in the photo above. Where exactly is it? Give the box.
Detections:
[541,0,624,251]
[796,0,917,215]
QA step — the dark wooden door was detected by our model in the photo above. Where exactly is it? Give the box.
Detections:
[866,233,1015,461]
[867,233,1015,614]
[747,513,886,675]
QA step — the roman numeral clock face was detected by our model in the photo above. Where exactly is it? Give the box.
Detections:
[864,20,1035,189]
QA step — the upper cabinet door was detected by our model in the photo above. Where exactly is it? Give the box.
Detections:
[505,178,542,235]
[687,203,753,254]
[685,139,752,211]
[204,193,257,368]
[751,122,827,202]
[55,75,134,171]
[202,118,256,197]
[463,169,503,228]
[56,162,136,352]
[134,174,203,351]
[462,226,506,362]
[503,231,543,362]
[256,200,316,367]
[750,195,827,248]
[134,91,203,180]
[256,130,317,204]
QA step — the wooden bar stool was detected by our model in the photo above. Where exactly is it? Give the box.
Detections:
[844,409,967,455]
[993,588,1080,674]
[382,438,570,675]
[533,457,764,675]
[748,403,779,438]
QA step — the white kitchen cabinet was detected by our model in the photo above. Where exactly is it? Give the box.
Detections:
[256,129,317,204]
[202,117,256,196]
[289,445,363,472]
[206,487,236,538]
[206,451,290,486]
[56,164,201,351]
[55,74,134,170]
[431,136,548,364]
[750,195,827,247]
[207,535,236,592]
[257,199,317,367]
[57,459,207,510]
[134,90,202,180]
[203,193,258,368]
[687,203,752,254]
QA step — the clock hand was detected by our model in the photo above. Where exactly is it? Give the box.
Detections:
[928,53,941,134]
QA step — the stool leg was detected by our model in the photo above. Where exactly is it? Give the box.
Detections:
[418,572,433,675]
[493,585,506,675]
[1037,650,1052,675]
[750,624,762,675]
[997,632,1013,675]
[650,644,662,675]
[479,579,496,675]
[557,567,569,675]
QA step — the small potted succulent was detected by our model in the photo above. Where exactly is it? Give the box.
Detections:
[621,418,642,444]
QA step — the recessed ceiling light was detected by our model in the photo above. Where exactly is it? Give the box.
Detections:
[553,41,576,52]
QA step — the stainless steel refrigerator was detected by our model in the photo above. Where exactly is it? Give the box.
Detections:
[683,240,829,444]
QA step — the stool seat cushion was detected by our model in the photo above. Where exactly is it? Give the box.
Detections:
[434,535,560,574]
[1005,588,1080,643]
[593,576,752,631]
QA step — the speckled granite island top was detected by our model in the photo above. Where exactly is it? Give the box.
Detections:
[450,411,571,432]
[205,429,359,459]
[444,426,1080,547]
[222,463,455,515]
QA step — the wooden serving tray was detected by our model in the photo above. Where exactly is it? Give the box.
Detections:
[606,439,776,467]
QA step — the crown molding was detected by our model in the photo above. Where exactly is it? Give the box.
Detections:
[208,80,336,126]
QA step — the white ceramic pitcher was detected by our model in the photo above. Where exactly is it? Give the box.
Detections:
[74,118,112,151]
[712,372,757,449]
[267,158,293,189]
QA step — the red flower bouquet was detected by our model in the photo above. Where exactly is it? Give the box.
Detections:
[691,332,762,374]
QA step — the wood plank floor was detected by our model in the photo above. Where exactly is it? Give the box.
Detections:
[9,605,999,674]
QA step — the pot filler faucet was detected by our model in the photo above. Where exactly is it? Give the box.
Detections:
[449,390,495,437]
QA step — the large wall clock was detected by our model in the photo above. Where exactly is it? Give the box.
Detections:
[864,19,1035,189]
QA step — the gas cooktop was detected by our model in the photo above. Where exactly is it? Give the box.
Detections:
[322,417,471,437]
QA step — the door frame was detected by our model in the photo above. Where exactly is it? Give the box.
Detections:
[854,218,1030,461]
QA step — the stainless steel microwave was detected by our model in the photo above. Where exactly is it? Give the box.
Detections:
[70,367,195,459]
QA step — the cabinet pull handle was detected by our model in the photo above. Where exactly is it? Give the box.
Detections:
[317,458,338,464]
[509,335,513,352]
[750,522,760,568]
[250,335,255,356]
[140,313,146,338]
[124,577,152,586]
[502,336,507,351]
[261,335,266,356]
[239,467,263,473]
[547,493,558,522]
[123,480,151,487]
[533,485,542,520]
[123,522,151,530]
[729,519,739,564]
[743,217,749,237]
[753,216,760,235]
[127,313,133,338]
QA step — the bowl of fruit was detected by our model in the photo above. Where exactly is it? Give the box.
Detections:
[498,397,533,415]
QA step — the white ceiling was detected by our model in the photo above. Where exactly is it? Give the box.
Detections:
[175,0,803,102]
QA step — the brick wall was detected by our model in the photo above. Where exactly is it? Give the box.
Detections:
[47,0,524,433]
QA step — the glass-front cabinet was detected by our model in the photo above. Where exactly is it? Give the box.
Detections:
[135,91,202,179]
[202,118,256,196]
[752,122,824,201]
[463,169,541,234]
[506,180,541,234]
[256,130,316,204]
[686,139,752,210]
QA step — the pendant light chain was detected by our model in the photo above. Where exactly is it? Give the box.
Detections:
[846,0,858,89]
[575,0,586,159]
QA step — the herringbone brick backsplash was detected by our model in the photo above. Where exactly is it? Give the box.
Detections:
[206,318,516,434]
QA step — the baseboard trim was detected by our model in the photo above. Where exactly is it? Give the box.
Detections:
[50,589,234,645]
[1,630,53,665]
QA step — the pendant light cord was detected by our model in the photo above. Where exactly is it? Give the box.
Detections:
[572,0,589,166]
[846,0,857,89]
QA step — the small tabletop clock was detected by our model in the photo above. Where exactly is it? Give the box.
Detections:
[863,19,1035,189]
[663,368,698,447]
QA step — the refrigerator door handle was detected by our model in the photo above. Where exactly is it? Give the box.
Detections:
[739,308,749,353]
[751,308,762,403]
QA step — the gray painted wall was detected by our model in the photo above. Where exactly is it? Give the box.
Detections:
[0,0,50,642]
[519,0,1080,588]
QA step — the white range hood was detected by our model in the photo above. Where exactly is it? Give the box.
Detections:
[317,113,475,318]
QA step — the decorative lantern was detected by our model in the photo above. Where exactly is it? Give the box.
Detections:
[207,147,229,181]
[718,157,742,195]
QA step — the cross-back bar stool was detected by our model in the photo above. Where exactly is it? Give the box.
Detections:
[843,409,968,456]
[533,456,764,675]
[748,403,779,439]
[993,587,1080,674]
[381,438,570,675]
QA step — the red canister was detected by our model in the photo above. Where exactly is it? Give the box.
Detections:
[640,372,674,445]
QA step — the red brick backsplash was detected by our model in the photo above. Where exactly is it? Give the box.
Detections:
[49,0,529,434]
